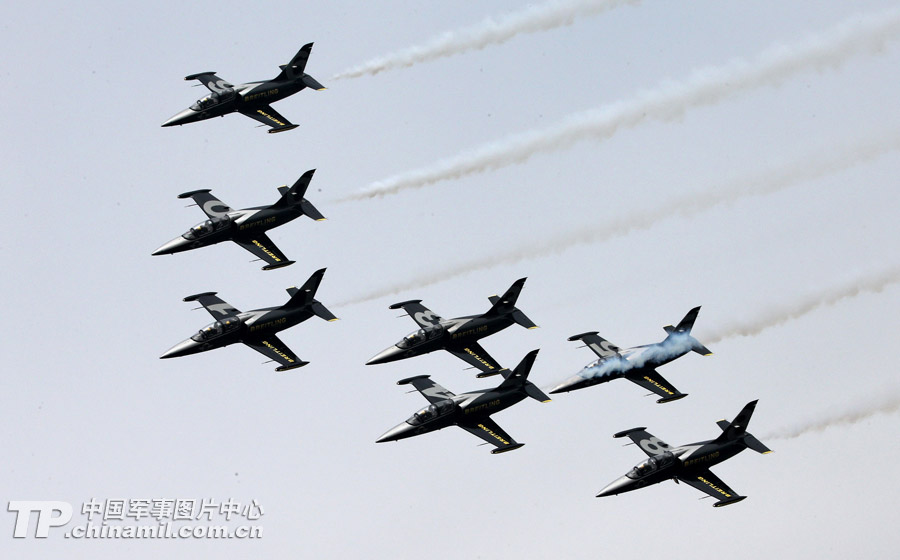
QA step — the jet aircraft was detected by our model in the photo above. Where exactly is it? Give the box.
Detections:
[152,169,325,270]
[162,43,325,133]
[376,350,550,453]
[549,307,712,402]
[366,278,537,377]
[597,400,772,507]
[160,268,336,371]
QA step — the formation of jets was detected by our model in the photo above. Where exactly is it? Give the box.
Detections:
[156,44,769,507]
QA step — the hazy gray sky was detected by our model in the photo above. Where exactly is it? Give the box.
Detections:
[2,1,898,558]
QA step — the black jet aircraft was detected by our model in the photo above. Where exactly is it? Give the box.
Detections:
[366,278,537,377]
[597,400,772,507]
[549,307,712,402]
[152,169,325,270]
[160,268,336,371]
[376,350,550,453]
[162,43,325,133]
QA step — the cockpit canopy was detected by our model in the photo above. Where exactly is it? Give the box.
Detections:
[406,399,455,426]
[183,216,232,240]
[190,90,236,111]
[191,317,241,341]
[396,324,444,349]
[626,451,675,479]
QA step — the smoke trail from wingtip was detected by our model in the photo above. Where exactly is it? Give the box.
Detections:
[332,0,638,80]
[760,392,900,440]
[346,8,900,200]
[704,266,900,345]
[334,129,900,306]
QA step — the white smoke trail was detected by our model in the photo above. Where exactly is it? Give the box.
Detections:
[345,8,900,200]
[761,392,900,440]
[335,129,900,306]
[332,0,637,80]
[705,266,900,344]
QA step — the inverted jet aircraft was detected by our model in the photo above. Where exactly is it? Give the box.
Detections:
[549,307,712,402]
[376,349,551,453]
[162,43,325,133]
[597,400,772,507]
[152,169,325,270]
[366,278,537,377]
[160,268,336,371]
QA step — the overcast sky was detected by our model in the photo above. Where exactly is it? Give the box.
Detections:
[2,1,899,558]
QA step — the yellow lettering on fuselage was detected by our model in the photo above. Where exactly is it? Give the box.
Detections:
[244,89,279,102]
[451,325,488,340]
[249,317,288,333]
[465,399,501,415]
[683,451,720,468]
[240,216,277,231]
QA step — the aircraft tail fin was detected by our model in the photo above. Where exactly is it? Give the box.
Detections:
[497,350,551,402]
[485,278,536,328]
[663,306,712,356]
[276,43,314,80]
[283,268,329,310]
[272,169,326,220]
[715,400,770,453]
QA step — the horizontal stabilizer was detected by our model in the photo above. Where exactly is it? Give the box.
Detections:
[476,368,506,379]
[693,343,713,356]
[744,434,772,454]
[301,199,326,221]
[311,301,338,322]
[512,309,538,329]
[302,74,326,90]
[524,383,551,403]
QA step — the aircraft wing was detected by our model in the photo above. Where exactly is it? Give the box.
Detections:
[184,72,235,94]
[459,417,522,453]
[244,334,307,371]
[234,234,294,270]
[612,427,673,457]
[184,292,241,319]
[568,332,621,359]
[240,105,296,131]
[447,341,504,376]
[177,190,233,218]
[388,300,443,328]
[625,369,687,403]
[398,375,455,404]
[677,469,745,506]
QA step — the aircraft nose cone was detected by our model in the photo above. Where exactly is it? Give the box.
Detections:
[366,346,403,366]
[376,422,414,443]
[152,236,190,256]
[596,475,633,498]
[548,375,585,394]
[162,108,197,127]
[160,338,200,359]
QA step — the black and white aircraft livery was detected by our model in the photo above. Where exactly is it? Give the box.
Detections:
[549,307,713,402]
[366,278,538,376]
[152,169,325,270]
[376,350,551,453]
[597,400,772,507]
[161,43,325,133]
[160,269,337,371]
